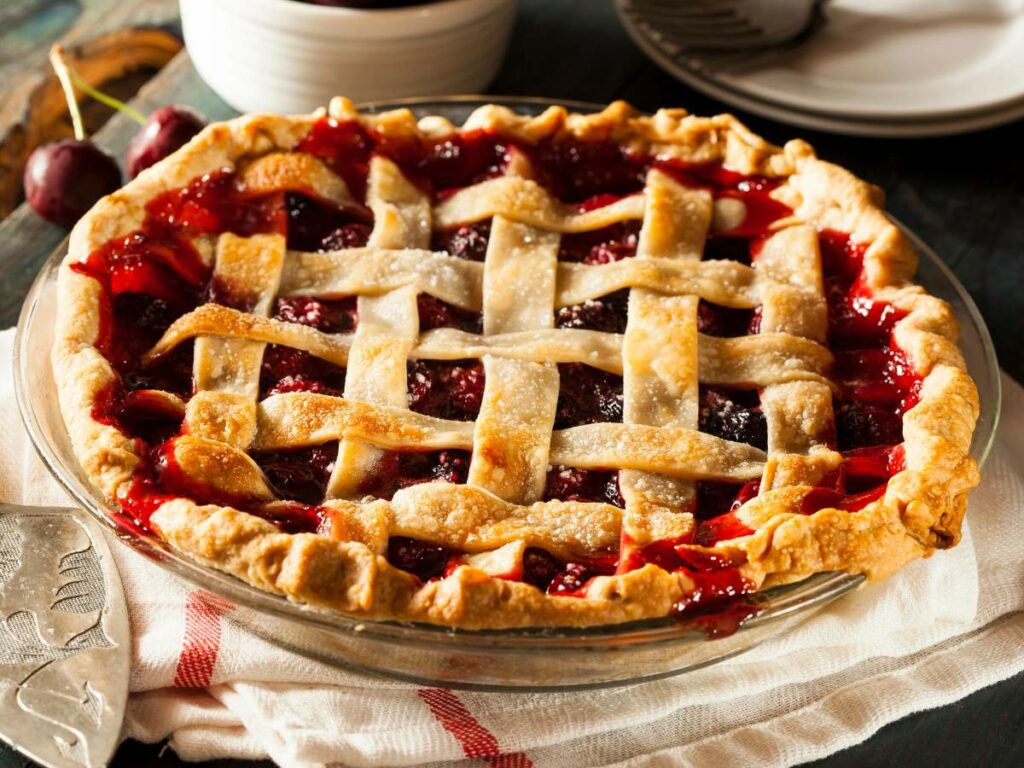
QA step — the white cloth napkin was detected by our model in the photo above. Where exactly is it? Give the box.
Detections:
[2,324,1022,768]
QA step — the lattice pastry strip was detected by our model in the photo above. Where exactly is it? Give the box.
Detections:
[436,176,646,233]
[321,483,624,557]
[467,356,559,503]
[241,152,357,211]
[279,247,764,312]
[327,157,425,499]
[151,305,832,391]
[754,225,840,493]
[280,248,483,308]
[185,233,285,448]
[620,170,711,544]
[436,173,752,238]
[212,395,768,481]
[468,163,561,501]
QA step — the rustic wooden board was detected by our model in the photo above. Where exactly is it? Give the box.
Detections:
[0,0,185,217]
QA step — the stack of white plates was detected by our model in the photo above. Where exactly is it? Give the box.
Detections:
[617,0,1024,137]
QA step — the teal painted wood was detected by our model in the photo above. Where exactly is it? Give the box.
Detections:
[0,0,179,73]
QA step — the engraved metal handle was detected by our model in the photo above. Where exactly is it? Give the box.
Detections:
[0,504,129,768]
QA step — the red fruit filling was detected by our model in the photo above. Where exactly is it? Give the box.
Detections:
[820,229,907,349]
[72,229,208,349]
[671,566,760,637]
[699,387,767,451]
[124,440,336,535]
[519,547,618,596]
[147,169,289,237]
[615,533,759,632]
[407,360,485,421]
[430,221,490,261]
[557,222,641,264]
[297,119,511,201]
[110,295,197,397]
[820,230,922,454]
[293,117,374,201]
[110,390,186,446]
[416,295,483,333]
[520,547,563,590]
[529,137,647,203]
[655,161,791,238]
[555,288,630,333]
[703,236,755,265]
[386,537,463,582]
[274,296,359,334]
[555,363,623,428]
[838,444,906,493]
[255,503,329,536]
[359,449,472,501]
[385,129,510,197]
[690,480,761,547]
[286,193,371,252]
[260,346,346,398]
[696,479,761,520]
[698,300,758,338]
[252,444,339,505]
[543,466,624,508]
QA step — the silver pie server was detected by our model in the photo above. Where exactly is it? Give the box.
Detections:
[0,503,129,768]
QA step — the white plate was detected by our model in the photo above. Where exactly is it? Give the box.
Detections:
[669,63,1024,137]
[620,0,1024,122]
[620,2,1024,137]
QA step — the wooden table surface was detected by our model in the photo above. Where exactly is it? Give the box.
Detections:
[1,1,1021,766]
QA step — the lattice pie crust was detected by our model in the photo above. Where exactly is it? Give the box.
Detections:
[53,100,980,628]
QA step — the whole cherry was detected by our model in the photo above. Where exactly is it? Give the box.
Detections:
[23,45,122,228]
[23,140,121,228]
[126,105,207,178]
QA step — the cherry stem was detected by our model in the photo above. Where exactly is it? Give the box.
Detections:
[48,44,148,135]
[49,45,86,141]
[68,70,147,126]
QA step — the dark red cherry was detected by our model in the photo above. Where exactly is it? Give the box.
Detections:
[126,105,207,178]
[836,402,903,450]
[543,466,624,507]
[320,223,371,251]
[23,139,121,228]
[554,289,630,334]
[386,537,455,581]
[521,547,563,591]
[699,388,768,450]
[432,222,490,261]
[548,563,594,595]
[554,363,623,428]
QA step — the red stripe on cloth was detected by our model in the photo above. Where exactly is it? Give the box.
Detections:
[173,591,223,688]
[418,688,533,767]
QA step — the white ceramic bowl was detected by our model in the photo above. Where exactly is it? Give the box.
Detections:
[180,0,517,113]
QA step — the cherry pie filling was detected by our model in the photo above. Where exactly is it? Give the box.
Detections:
[72,119,923,626]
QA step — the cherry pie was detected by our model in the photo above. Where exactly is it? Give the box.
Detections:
[53,100,980,629]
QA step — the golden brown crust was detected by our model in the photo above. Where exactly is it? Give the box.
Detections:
[52,99,980,628]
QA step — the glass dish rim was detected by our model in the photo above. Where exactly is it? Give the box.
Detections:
[12,95,1001,655]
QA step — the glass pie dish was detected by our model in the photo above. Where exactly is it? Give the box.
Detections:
[14,98,1001,690]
